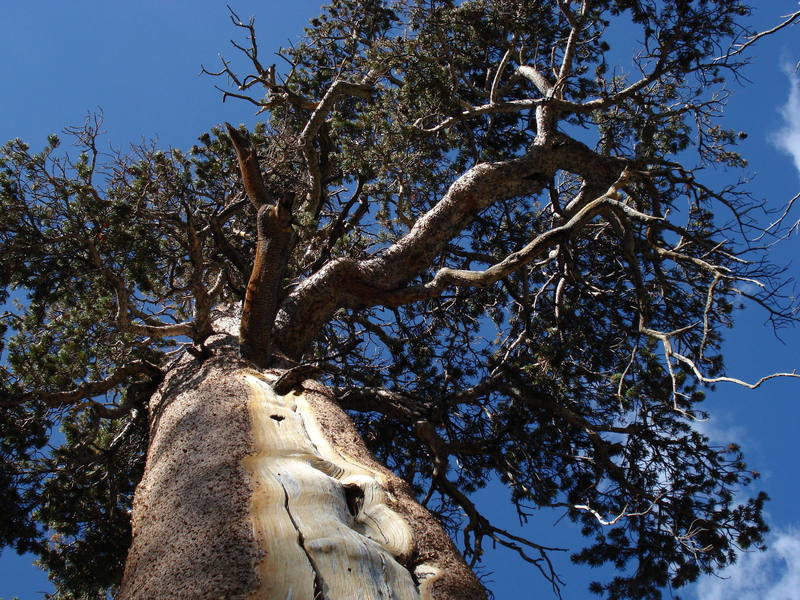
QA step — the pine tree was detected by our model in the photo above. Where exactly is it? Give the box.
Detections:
[1,2,799,598]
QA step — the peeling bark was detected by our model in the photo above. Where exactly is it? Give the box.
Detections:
[121,329,484,599]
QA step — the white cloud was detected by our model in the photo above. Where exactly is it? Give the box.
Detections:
[692,413,748,448]
[693,528,800,600]
[771,64,800,178]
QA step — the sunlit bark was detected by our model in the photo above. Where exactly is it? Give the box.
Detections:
[120,326,484,599]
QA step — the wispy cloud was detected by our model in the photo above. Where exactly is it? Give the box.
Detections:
[771,64,800,178]
[693,528,800,600]
[692,413,748,449]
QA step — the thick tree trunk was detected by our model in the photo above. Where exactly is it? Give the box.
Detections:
[120,326,485,599]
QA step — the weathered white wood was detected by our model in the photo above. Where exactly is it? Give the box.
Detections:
[243,371,420,600]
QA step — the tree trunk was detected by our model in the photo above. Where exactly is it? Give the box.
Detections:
[120,326,485,599]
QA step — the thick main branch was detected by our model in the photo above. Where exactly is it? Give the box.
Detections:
[273,138,626,359]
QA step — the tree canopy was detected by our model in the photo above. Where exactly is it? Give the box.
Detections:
[1,1,799,598]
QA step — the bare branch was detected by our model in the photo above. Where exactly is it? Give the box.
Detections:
[715,10,800,62]
[517,65,554,96]
[573,494,665,527]
[490,42,515,104]
[671,352,800,389]
[298,78,375,218]
[381,171,631,302]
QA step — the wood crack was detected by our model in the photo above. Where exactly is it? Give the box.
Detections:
[242,372,481,598]
[277,476,328,600]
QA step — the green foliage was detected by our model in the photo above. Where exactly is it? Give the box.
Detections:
[35,410,147,599]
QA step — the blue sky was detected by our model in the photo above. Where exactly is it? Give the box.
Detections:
[1,2,798,599]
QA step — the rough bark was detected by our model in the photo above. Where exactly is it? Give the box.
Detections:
[225,122,296,368]
[120,325,484,599]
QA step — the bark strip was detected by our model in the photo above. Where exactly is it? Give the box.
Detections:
[243,371,487,599]
[242,370,420,600]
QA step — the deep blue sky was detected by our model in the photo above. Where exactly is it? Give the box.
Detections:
[1,2,799,599]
